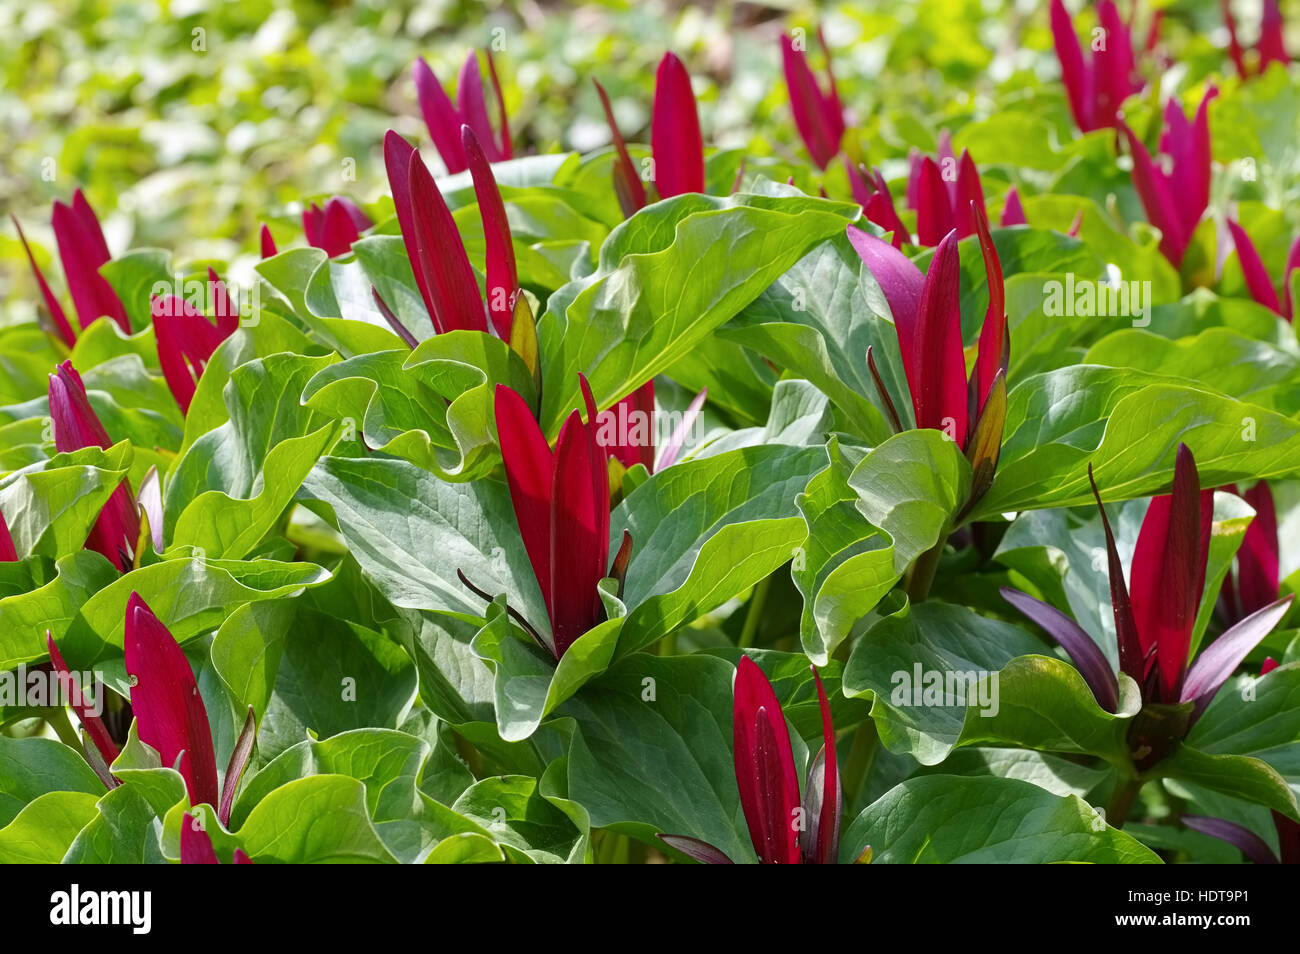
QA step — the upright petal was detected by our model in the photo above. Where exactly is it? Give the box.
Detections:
[1000,186,1028,227]
[1121,122,1188,266]
[1283,233,1300,320]
[0,508,15,561]
[414,57,468,173]
[846,226,925,404]
[1129,444,1213,701]
[47,632,121,768]
[855,165,911,248]
[485,49,512,160]
[548,407,606,657]
[12,215,76,347]
[1227,219,1282,314]
[1259,0,1289,70]
[972,201,1007,416]
[602,381,656,473]
[1236,481,1280,616]
[52,191,129,333]
[914,231,968,447]
[781,34,840,169]
[258,222,278,259]
[1093,0,1137,124]
[124,593,219,809]
[384,130,437,325]
[1089,465,1145,685]
[1168,88,1217,247]
[953,150,985,239]
[651,52,705,197]
[732,656,801,864]
[800,667,840,864]
[1221,0,1249,77]
[462,125,519,339]
[594,78,648,218]
[407,149,488,334]
[1182,596,1293,722]
[317,198,362,256]
[915,156,953,247]
[457,51,500,164]
[180,814,220,864]
[1050,0,1093,131]
[495,384,556,650]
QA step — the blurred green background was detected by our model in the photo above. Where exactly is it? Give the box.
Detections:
[2,0,1297,321]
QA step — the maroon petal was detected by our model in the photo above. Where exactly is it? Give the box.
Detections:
[549,402,606,658]
[1221,0,1249,77]
[656,833,735,864]
[12,215,76,347]
[151,293,228,415]
[953,150,985,239]
[259,223,278,258]
[1227,219,1281,314]
[52,191,129,333]
[1236,481,1281,615]
[462,125,519,339]
[180,813,220,864]
[1093,0,1138,126]
[316,198,362,257]
[407,148,488,334]
[125,592,220,809]
[1129,444,1213,701]
[856,164,911,248]
[594,78,648,218]
[1001,587,1120,712]
[1282,233,1300,320]
[495,384,556,654]
[457,51,500,164]
[781,34,839,169]
[1121,121,1188,265]
[234,848,253,864]
[0,508,15,561]
[1182,814,1277,864]
[914,231,967,446]
[1182,596,1293,723]
[383,130,439,328]
[47,631,122,770]
[1050,0,1093,130]
[1262,657,1279,675]
[485,49,512,160]
[732,656,801,864]
[1260,0,1290,68]
[413,57,468,173]
[800,666,840,864]
[651,52,705,198]
[1088,465,1145,686]
[1000,187,1028,227]
[972,201,1007,416]
[915,156,952,247]
[602,381,656,472]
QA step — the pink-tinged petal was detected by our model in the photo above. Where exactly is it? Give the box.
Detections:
[0,508,15,561]
[781,34,839,169]
[407,149,488,334]
[1182,815,1278,864]
[1121,121,1188,266]
[1089,465,1145,685]
[815,26,847,150]
[48,360,111,452]
[1170,88,1217,246]
[1050,0,1094,131]
[47,632,121,769]
[1227,220,1282,314]
[209,267,239,338]
[578,375,611,604]
[301,202,325,249]
[1182,596,1293,722]
[125,592,220,809]
[1129,444,1213,701]
[802,667,840,865]
[1145,10,1164,53]
[457,52,500,164]
[953,150,985,238]
[259,223,278,259]
[414,57,468,173]
[732,656,801,864]
[936,130,958,208]
[317,198,362,257]
[1094,0,1137,123]
[855,164,911,248]
[549,409,604,658]
[657,386,707,470]
[972,201,1006,416]
[846,225,925,404]
[915,156,953,247]
[1259,0,1289,69]
[233,848,253,864]
[1282,233,1300,320]
[485,49,512,160]
[52,191,129,333]
[602,381,656,472]
[594,78,648,218]
[1236,481,1280,616]
[1221,0,1249,77]
[152,296,201,414]
[656,833,735,864]
[462,125,518,339]
[384,130,438,326]
[1000,187,1028,227]
[12,215,76,347]
[652,52,705,197]
[914,231,968,447]
[331,197,373,232]
[495,384,556,651]
[1001,588,1119,712]
[180,813,220,864]
[1261,657,1279,675]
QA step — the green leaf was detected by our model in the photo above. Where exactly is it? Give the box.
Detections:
[0,736,105,827]
[0,791,100,863]
[235,775,398,863]
[841,775,1161,863]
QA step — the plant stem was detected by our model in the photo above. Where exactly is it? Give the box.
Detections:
[737,575,772,648]
[1106,776,1142,829]
[905,537,946,603]
[842,718,879,808]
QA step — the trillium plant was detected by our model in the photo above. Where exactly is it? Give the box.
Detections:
[3,0,1300,872]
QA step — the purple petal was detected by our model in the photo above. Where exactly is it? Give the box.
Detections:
[1181,595,1294,724]
[1000,587,1120,713]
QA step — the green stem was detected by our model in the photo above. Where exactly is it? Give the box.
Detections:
[905,537,946,603]
[842,718,879,808]
[1106,776,1142,829]
[737,575,772,648]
